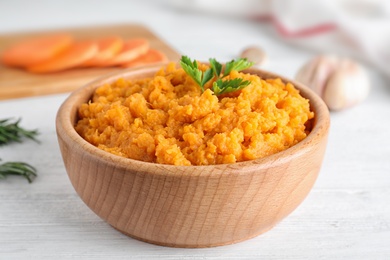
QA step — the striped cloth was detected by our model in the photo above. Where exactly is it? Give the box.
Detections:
[169,0,390,77]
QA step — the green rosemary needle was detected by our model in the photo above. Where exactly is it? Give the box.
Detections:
[0,118,39,145]
[0,160,37,183]
[0,118,39,183]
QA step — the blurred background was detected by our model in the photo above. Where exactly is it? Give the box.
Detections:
[170,0,390,77]
[1,0,389,78]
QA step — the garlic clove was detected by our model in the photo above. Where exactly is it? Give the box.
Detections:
[295,58,318,88]
[240,46,268,67]
[295,55,339,97]
[295,55,370,111]
[323,60,370,111]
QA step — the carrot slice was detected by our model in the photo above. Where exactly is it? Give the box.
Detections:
[121,49,168,68]
[1,34,73,67]
[80,36,124,67]
[101,38,149,66]
[27,41,98,73]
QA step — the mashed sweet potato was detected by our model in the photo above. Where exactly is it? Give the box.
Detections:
[75,62,314,165]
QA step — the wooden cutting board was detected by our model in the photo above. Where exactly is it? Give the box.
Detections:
[0,24,181,100]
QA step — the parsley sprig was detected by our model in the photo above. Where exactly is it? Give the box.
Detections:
[212,78,251,96]
[180,56,254,95]
[180,56,214,93]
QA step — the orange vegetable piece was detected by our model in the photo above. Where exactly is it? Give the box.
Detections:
[121,49,168,68]
[80,36,124,67]
[1,34,73,67]
[101,38,149,66]
[27,41,98,73]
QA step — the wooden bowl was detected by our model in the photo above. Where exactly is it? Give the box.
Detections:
[56,65,330,248]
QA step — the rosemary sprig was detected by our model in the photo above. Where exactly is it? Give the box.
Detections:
[0,160,37,183]
[0,118,39,145]
[0,118,39,183]
[180,56,254,95]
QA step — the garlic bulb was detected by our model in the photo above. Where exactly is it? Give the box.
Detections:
[295,55,370,111]
[240,46,268,67]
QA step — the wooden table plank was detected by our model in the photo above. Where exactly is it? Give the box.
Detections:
[0,24,181,100]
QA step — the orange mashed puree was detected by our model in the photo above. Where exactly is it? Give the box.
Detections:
[75,62,314,165]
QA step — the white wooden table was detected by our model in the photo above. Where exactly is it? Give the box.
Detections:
[1,0,389,259]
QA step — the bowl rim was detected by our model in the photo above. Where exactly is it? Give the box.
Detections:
[56,64,330,175]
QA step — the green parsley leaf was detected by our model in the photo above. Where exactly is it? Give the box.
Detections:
[212,78,251,96]
[180,56,216,92]
[201,68,214,88]
[180,56,203,88]
[180,56,254,96]
[224,58,254,77]
[209,58,222,78]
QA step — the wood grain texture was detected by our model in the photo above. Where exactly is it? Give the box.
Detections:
[0,24,180,100]
[55,65,330,248]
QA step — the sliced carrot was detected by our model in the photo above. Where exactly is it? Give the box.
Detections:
[1,34,73,67]
[121,49,168,68]
[27,41,98,73]
[100,38,149,67]
[80,36,124,67]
